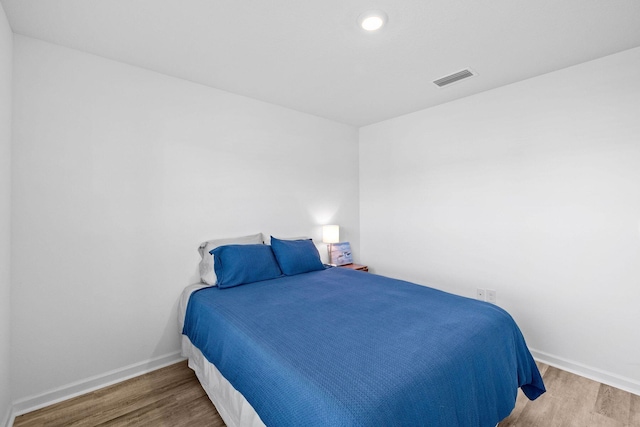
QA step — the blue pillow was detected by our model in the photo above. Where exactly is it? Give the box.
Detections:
[211,244,282,289]
[270,237,325,276]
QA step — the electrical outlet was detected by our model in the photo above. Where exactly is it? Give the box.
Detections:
[476,288,486,301]
[487,289,497,304]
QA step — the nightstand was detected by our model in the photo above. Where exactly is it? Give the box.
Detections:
[338,263,369,272]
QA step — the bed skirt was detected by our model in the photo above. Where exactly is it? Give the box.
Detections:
[181,335,266,427]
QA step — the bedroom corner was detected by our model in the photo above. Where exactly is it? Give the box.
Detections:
[0,1,12,426]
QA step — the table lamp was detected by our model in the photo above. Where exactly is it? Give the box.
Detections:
[322,225,340,265]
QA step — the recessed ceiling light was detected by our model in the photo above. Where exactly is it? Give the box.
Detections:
[358,10,388,31]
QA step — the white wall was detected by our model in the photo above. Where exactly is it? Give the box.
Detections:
[0,3,12,425]
[11,35,359,403]
[360,47,640,393]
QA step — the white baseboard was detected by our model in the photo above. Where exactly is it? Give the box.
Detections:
[530,348,640,397]
[10,351,185,420]
[2,407,15,427]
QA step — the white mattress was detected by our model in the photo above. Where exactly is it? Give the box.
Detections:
[179,284,265,427]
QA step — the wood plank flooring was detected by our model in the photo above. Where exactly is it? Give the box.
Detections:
[500,362,640,426]
[13,360,639,426]
[13,361,222,427]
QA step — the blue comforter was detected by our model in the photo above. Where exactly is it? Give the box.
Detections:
[183,268,544,426]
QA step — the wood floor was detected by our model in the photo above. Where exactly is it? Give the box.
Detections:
[13,360,640,426]
[500,363,640,426]
[13,361,222,427]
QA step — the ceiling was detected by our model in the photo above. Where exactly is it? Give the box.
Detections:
[2,0,640,127]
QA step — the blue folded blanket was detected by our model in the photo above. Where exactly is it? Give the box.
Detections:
[183,267,544,426]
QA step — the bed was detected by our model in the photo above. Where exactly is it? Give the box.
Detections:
[179,236,545,426]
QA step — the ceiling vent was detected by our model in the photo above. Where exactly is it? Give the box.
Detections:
[433,68,476,88]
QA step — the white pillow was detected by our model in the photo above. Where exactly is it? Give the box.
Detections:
[198,233,264,285]
[268,236,309,243]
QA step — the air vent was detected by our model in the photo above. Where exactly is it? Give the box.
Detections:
[433,69,476,88]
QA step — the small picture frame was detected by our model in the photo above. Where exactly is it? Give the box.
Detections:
[330,242,353,266]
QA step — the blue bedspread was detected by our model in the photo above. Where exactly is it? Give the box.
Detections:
[183,268,545,426]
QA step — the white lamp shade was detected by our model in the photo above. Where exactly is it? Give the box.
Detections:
[322,225,340,244]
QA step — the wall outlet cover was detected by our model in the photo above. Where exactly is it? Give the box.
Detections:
[487,289,497,304]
